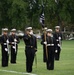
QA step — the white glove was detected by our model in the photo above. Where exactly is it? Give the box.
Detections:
[30,31,33,35]
[44,41,47,45]
[6,39,9,43]
[59,37,61,40]
[13,46,16,49]
[55,50,58,53]
[5,48,8,52]
[4,43,7,45]
[14,39,17,42]
[58,44,60,47]
[12,42,15,44]
[56,39,59,41]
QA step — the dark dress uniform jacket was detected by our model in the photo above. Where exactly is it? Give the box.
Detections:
[0,35,9,67]
[53,32,62,60]
[23,34,37,72]
[9,35,19,63]
[46,36,56,70]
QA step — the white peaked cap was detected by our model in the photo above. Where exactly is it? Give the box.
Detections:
[11,28,16,32]
[55,26,60,29]
[46,29,53,33]
[26,27,32,30]
[2,28,8,31]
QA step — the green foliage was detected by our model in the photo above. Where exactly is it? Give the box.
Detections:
[0,0,74,30]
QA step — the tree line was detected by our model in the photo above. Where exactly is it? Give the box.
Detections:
[0,0,74,31]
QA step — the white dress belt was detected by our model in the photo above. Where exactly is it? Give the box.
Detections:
[47,44,54,46]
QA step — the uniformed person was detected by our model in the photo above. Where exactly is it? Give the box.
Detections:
[41,27,47,62]
[42,29,56,70]
[53,26,62,60]
[9,29,19,64]
[0,28,9,67]
[23,27,37,73]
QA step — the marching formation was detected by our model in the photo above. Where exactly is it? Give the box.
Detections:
[0,26,62,73]
[0,28,19,67]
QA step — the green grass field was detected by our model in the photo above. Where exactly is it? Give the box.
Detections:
[0,40,74,75]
